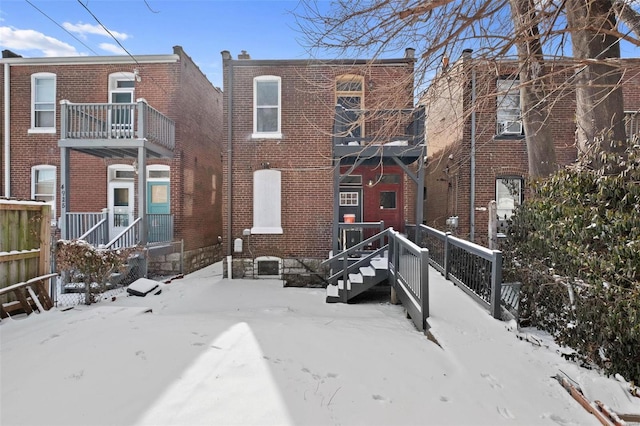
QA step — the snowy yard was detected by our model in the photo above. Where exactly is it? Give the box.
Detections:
[1,262,638,425]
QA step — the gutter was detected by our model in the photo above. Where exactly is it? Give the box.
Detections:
[3,62,10,197]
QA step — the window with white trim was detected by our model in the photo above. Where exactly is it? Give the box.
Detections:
[30,73,56,133]
[496,78,522,136]
[31,165,56,224]
[253,75,282,138]
[496,177,523,220]
[339,192,359,206]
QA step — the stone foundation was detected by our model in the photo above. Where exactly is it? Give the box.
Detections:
[222,256,329,287]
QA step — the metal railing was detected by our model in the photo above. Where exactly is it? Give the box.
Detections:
[147,214,174,243]
[66,211,107,240]
[337,220,386,250]
[322,227,430,332]
[78,215,109,247]
[333,105,425,146]
[411,224,503,319]
[60,99,175,151]
[388,228,430,332]
[105,217,142,250]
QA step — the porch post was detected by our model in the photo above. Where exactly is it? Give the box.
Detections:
[137,147,147,245]
[332,158,340,256]
[59,147,70,239]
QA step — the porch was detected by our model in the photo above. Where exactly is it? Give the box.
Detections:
[58,99,175,247]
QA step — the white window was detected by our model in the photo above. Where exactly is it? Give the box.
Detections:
[340,192,359,206]
[30,73,56,133]
[108,72,136,137]
[496,79,522,136]
[496,177,523,220]
[31,165,56,224]
[253,75,282,139]
[251,169,282,234]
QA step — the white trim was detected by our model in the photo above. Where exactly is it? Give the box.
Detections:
[253,75,281,138]
[0,54,180,66]
[31,165,56,225]
[30,72,56,132]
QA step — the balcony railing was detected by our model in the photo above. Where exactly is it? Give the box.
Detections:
[59,99,175,151]
[333,105,425,147]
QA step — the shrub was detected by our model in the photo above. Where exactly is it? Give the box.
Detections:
[503,143,640,383]
[56,240,137,304]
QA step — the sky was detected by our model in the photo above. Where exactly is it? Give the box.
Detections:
[0,0,328,88]
[2,262,639,425]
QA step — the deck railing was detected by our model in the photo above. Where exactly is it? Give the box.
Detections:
[387,228,430,332]
[60,99,175,151]
[333,105,425,146]
[147,214,174,244]
[78,215,109,247]
[65,212,173,246]
[410,224,503,319]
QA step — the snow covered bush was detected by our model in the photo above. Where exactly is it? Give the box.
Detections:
[56,239,137,305]
[502,142,640,383]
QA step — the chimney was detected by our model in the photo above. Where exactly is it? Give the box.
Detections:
[221,50,231,61]
[237,50,251,60]
[462,48,473,60]
[404,47,416,59]
[2,50,22,58]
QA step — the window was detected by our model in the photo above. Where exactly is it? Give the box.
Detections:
[340,192,359,206]
[624,111,639,141]
[31,165,56,224]
[251,169,282,234]
[496,177,523,220]
[336,75,364,140]
[253,75,281,138]
[379,191,397,209]
[108,73,135,137]
[30,73,56,133]
[496,78,522,136]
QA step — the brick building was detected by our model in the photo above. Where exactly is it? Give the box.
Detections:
[423,51,640,245]
[0,46,224,274]
[221,50,426,282]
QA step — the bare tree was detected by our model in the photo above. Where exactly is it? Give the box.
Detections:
[296,0,640,174]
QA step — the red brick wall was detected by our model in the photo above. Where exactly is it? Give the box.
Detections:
[0,50,223,254]
[425,58,640,245]
[222,57,416,260]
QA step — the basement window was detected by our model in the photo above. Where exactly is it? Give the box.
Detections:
[255,256,282,278]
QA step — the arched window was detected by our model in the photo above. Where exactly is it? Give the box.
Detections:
[31,165,56,224]
[335,74,364,139]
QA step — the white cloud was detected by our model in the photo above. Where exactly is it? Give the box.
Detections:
[0,26,79,56]
[99,42,126,55]
[62,22,129,41]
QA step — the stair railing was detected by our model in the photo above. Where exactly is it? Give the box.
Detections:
[78,216,109,247]
[105,218,142,250]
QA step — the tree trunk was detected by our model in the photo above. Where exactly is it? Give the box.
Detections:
[566,0,627,158]
[509,0,558,177]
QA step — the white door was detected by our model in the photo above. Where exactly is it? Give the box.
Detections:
[108,181,134,240]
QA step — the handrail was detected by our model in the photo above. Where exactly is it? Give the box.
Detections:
[413,224,503,319]
[105,217,142,250]
[321,228,389,267]
[78,217,108,247]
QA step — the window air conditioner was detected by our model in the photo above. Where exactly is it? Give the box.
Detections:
[499,120,523,135]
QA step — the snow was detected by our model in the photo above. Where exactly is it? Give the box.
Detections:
[1,262,638,425]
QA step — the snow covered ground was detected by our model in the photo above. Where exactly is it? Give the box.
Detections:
[1,262,638,425]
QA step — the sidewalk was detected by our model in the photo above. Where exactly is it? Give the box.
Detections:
[2,262,630,425]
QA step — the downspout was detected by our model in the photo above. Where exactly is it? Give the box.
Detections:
[465,49,476,241]
[222,51,233,255]
[3,62,10,197]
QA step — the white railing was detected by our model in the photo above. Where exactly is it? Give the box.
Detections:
[105,218,142,250]
[66,211,108,240]
[60,99,175,151]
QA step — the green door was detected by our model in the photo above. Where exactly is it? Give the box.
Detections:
[147,182,170,242]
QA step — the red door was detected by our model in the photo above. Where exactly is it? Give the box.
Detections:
[362,166,404,232]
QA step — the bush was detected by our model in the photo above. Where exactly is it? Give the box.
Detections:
[56,240,137,304]
[503,143,640,383]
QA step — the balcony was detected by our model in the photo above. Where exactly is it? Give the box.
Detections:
[58,99,175,159]
[332,105,425,164]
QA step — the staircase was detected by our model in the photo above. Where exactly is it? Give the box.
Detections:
[322,229,390,303]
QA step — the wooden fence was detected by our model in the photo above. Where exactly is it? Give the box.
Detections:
[0,200,52,289]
